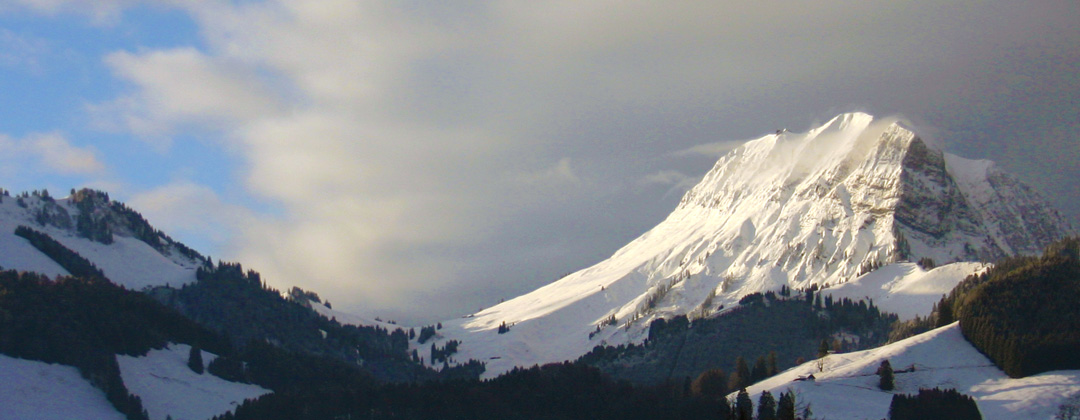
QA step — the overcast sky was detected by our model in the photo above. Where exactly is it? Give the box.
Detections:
[1,1,1077,324]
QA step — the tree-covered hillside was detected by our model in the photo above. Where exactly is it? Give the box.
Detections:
[153,261,484,383]
[0,270,229,420]
[889,237,1080,378]
[578,288,898,387]
[954,237,1080,377]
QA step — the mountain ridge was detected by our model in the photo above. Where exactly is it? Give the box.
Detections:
[435,112,1074,378]
[0,189,205,290]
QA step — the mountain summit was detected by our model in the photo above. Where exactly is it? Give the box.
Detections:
[438,112,1075,377]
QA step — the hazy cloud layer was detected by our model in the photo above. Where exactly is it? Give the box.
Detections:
[38,1,1080,322]
[127,181,253,246]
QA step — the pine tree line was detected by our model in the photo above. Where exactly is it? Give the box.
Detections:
[580,287,897,386]
[900,237,1080,378]
[14,225,107,279]
[0,270,230,420]
[888,387,981,420]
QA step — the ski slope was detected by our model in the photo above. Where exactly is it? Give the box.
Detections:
[744,323,1080,420]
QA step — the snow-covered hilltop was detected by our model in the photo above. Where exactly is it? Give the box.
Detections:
[437,112,1075,378]
[0,189,205,290]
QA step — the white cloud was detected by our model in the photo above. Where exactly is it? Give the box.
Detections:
[127,181,251,248]
[1,0,143,25]
[98,47,281,140]
[24,132,105,174]
[0,131,104,175]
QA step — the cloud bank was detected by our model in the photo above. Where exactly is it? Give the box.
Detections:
[21,0,1077,322]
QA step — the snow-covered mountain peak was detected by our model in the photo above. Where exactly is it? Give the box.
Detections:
[438,112,1074,378]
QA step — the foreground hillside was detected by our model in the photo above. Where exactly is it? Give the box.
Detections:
[745,323,1080,420]
[0,354,126,420]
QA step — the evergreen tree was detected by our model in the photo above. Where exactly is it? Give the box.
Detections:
[690,368,728,399]
[752,355,768,383]
[758,390,777,420]
[735,388,753,420]
[777,391,796,420]
[188,344,204,374]
[877,359,894,391]
[730,356,751,390]
[717,397,733,420]
[936,296,954,327]
[767,351,779,377]
[889,388,981,420]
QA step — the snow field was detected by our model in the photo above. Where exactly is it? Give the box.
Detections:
[117,344,271,420]
[821,261,986,320]
[742,323,1080,420]
[0,353,126,420]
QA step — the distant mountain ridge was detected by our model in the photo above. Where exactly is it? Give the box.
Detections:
[436,112,1075,378]
[0,189,205,290]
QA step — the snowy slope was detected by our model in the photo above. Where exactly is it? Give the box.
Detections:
[309,300,404,331]
[0,353,126,420]
[0,193,200,290]
[0,198,69,278]
[435,112,1073,378]
[821,262,986,320]
[117,344,271,420]
[743,323,1080,420]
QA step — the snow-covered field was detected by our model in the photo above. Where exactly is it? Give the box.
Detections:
[744,323,1080,420]
[117,344,271,420]
[0,345,271,420]
[0,353,126,420]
